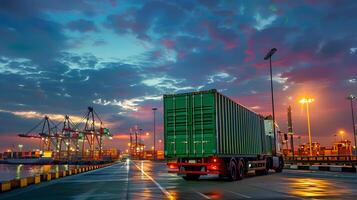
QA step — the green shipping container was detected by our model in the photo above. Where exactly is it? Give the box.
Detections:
[164,89,274,158]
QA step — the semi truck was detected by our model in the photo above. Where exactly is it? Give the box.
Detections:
[164,89,284,181]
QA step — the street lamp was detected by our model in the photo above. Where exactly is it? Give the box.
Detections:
[299,97,314,156]
[264,48,278,155]
[18,144,23,152]
[152,107,157,160]
[347,94,356,155]
[339,130,345,141]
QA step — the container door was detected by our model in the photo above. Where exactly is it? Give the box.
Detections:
[190,92,216,156]
[165,95,191,156]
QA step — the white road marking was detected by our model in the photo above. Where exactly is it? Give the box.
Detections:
[133,161,174,200]
[225,190,252,199]
[194,191,211,199]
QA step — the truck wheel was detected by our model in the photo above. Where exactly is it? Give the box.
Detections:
[275,156,284,173]
[182,174,200,181]
[228,159,238,181]
[236,159,244,180]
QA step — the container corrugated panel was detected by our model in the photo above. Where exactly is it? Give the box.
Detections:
[164,90,216,158]
[164,89,273,158]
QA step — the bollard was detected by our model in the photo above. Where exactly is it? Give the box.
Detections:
[47,173,52,181]
[50,172,58,180]
[1,182,11,192]
[19,178,27,188]
[26,176,35,185]
[34,176,41,184]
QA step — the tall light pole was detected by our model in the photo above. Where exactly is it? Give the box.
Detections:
[264,48,278,155]
[287,105,294,158]
[300,97,314,156]
[139,128,143,160]
[347,94,356,155]
[152,107,157,160]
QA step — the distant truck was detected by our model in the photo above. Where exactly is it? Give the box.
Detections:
[163,89,284,181]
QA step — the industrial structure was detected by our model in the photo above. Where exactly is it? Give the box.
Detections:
[128,126,145,159]
[18,107,112,161]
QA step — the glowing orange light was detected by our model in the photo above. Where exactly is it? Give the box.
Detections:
[168,164,177,169]
[299,97,314,104]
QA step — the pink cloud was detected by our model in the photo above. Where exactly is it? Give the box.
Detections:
[206,23,238,50]
[160,39,176,49]
[126,105,156,122]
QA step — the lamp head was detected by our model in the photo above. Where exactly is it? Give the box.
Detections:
[347,94,356,100]
[264,48,277,60]
[299,98,314,104]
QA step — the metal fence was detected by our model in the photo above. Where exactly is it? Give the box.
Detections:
[284,155,357,166]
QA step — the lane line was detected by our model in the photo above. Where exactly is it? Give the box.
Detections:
[194,191,211,199]
[133,161,174,200]
[225,190,252,199]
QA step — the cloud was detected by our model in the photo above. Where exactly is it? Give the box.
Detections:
[141,76,200,92]
[254,13,277,31]
[66,19,98,32]
[0,108,110,127]
[93,95,161,112]
[207,72,237,84]
[1,0,357,150]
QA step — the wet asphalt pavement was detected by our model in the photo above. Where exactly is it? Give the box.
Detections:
[1,160,357,199]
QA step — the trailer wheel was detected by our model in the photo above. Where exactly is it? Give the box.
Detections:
[182,174,200,181]
[275,156,284,173]
[236,159,244,180]
[228,159,238,181]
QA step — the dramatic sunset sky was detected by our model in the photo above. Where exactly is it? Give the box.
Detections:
[0,0,356,151]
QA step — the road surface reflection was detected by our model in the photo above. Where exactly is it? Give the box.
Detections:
[288,177,351,197]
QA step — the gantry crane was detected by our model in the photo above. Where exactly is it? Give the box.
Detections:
[18,107,112,161]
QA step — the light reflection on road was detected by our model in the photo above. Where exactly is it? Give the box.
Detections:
[288,177,351,197]
[133,160,176,200]
[0,164,81,182]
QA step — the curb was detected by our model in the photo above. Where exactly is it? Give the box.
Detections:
[0,162,114,193]
[284,164,356,173]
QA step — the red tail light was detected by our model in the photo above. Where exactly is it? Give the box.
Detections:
[168,163,177,169]
[207,164,218,171]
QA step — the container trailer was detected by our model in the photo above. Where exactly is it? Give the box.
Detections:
[164,89,284,181]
